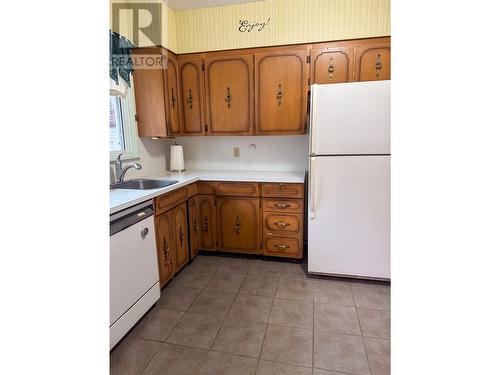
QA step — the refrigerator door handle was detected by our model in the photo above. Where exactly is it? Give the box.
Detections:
[309,84,318,155]
[310,157,317,219]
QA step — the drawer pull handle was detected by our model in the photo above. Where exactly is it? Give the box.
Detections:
[186,88,193,109]
[225,86,232,108]
[274,244,290,250]
[274,203,291,209]
[234,216,241,234]
[375,54,382,77]
[276,84,284,105]
[274,221,290,227]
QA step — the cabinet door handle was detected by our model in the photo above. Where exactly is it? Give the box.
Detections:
[224,86,232,108]
[274,203,291,209]
[274,244,290,250]
[375,54,382,77]
[179,226,184,247]
[276,84,283,105]
[186,88,193,109]
[141,227,149,239]
[171,88,176,109]
[203,215,209,232]
[234,216,241,234]
[274,221,290,227]
[328,58,334,79]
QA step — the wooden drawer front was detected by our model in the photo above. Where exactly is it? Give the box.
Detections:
[261,183,303,198]
[216,182,259,197]
[263,212,303,234]
[197,181,216,195]
[186,182,197,198]
[155,187,188,215]
[263,234,303,258]
[263,198,303,213]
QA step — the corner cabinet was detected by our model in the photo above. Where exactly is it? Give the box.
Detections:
[218,197,261,254]
[178,55,206,135]
[354,37,391,81]
[204,54,254,135]
[254,50,309,135]
[310,42,355,84]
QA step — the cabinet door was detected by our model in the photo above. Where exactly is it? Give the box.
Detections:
[198,195,218,251]
[218,197,261,254]
[172,204,188,272]
[188,197,200,259]
[178,57,205,135]
[311,44,355,84]
[355,38,391,81]
[165,54,182,135]
[155,210,175,287]
[255,50,308,135]
[132,48,169,137]
[204,54,254,135]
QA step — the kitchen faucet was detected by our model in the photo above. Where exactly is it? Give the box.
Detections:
[115,153,142,182]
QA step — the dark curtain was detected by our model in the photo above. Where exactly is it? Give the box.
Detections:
[109,31,134,86]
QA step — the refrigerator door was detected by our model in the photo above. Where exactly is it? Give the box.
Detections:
[308,155,390,279]
[309,81,390,156]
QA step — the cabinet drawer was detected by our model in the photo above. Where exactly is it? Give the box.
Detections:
[263,198,303,213]
[263,212,303,234]
[186,182,197,198]
[216,182,259,197]
[261,183,303,198]
[263,234,303,258]
[155,187,188,215]
[197,181,217,195]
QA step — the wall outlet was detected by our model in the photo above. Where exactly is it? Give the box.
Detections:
[233,147,240,158]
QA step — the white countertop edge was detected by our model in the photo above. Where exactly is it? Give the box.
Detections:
[110,169,306,215]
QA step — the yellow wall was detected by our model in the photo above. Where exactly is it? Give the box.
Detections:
[111,0,390,54]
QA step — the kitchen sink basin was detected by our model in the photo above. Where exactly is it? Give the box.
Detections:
[110,179,178,190]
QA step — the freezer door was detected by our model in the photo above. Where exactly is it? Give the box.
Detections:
[310,81,390,156]
[308,156,390,279]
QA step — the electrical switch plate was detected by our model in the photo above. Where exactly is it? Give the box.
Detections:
[233,147,240,158]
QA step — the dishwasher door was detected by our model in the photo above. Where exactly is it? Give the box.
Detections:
[110,204,159,327]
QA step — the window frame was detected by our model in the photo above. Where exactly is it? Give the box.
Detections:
[109,76,140,162]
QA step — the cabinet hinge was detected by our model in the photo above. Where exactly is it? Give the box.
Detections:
[306,55,311,63]
[135,114,138,123]
[204,124,208,132]
[201,62,205,71]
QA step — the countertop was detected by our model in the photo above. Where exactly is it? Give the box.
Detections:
[110,169,306,214]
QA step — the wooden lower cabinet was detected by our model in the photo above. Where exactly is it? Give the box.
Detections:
[155,210,175,288]
[188,197,200,258]
[218,197,261,254]
[171,204,189,271]
[198,194,218,251]
[263,234,303,258]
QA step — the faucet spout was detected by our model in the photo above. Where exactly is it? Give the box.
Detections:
[118,162,142,182]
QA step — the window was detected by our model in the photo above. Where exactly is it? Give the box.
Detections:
[109,77,140,161]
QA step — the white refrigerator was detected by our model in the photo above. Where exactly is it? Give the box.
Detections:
[308,81,390,279]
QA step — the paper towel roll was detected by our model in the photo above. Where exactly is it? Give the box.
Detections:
[170,144,185,171]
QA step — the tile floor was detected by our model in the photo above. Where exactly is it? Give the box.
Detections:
[111,255,390,375]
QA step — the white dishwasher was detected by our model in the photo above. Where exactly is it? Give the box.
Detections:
[110,200,160,349]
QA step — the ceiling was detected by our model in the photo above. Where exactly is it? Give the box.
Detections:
[166,0,264,11]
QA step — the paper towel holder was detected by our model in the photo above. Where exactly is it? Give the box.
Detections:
[170,140,185,172]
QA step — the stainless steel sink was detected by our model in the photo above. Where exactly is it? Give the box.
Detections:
[110,179,178,190]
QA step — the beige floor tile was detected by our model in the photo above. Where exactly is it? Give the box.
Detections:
[110,337,161,375]
[364,337,390,375]
[249,260,283,275]
[172,268,214,289]
[217,258,254,274]
[166,312,224,349]
[313,369,346,375]
[313,280,354,306]
[188,290,236,317]
[256,360,312,375]
[205,270,246,293]
[199,351,258,375]
[281,263,308,280]
[314,303,361,335]
[189,256,223,272]
[240,273,279,297]
[269,298,313,329]
[131,308,184,341]
[351,283,390,310]
[276,278,315,301]
[314,331,369,375]
[357,308,390,339]
[260,324,313,367]
[157,285,201,311]
[142,343,208,375]
[211,318,267,358]
[228,294,273,322]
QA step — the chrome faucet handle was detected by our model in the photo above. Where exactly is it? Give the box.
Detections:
[116,152,124,167]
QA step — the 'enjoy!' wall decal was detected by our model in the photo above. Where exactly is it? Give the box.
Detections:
[238,18,271,32]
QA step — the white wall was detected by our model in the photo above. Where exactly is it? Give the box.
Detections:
[168,135,308,171]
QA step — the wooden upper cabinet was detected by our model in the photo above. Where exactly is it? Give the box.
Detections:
[172,204,188,271]
[204,54,254,135]
[218,197,261,254]
[198,194,218,251]
[254,50,308,135]
[132,47,170,137]
[178,55,205,136]
[165,54,181,135]
[310,43,355,84]
[155,210,175,288]
[355,37,391,81]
